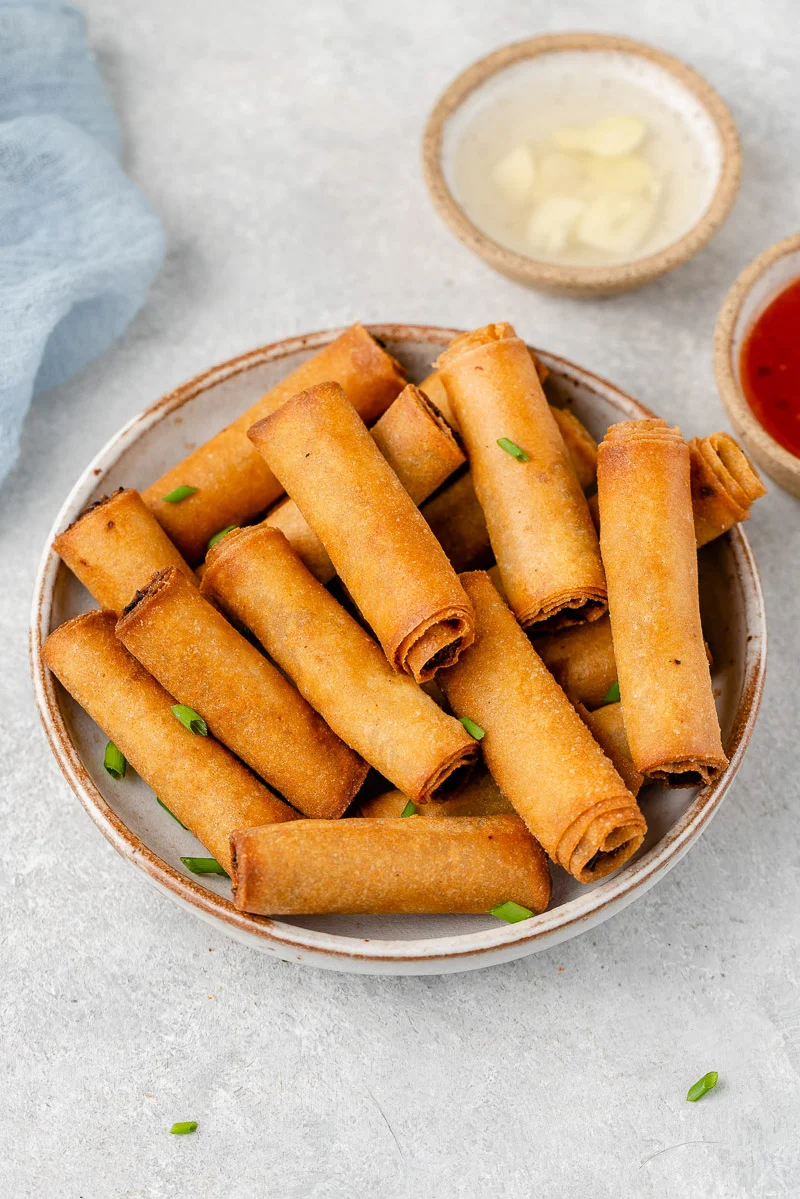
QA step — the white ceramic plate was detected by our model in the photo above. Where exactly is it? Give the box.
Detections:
[30,325,766,974]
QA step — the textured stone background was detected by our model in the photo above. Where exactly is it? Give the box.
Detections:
[2,1,799,1195]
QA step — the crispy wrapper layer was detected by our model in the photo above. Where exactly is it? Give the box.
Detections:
[597,420,728,785]
[535,615,617,709]
[248,381,474,682]
[262,383,465,584]
[418,346,549,427]
[356,772,516,818]
[54,489,195,613]
[42,611,295,872]
[421,471,493,572]
[690,432,767,548]
[143,325,405,562]
[437,572,646,883]
[230,816,551,915]
[202,525,478,802]
[576,702,644,797]
[115,567,367,818]
[435,323,606,630]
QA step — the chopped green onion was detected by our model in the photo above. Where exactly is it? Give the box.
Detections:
[489,901,534,923]
[103,741,126,779]
[157,797,187,830]
[170,1121,198,1135]
[459,716,485,740]
[400,799,417,817]
[181,857,228,877]
[171,705,207,736]
[602,681,621,704]
[686,1071,718,1102]
[207,525,238,550]
[497,437,530,462]
[162,485,198,503]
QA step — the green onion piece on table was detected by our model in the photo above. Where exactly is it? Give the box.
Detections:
[180,857,228,877]
[489,901,534,923]
[497,437,530,462]
[459,716,485,740]
[157,797,188,829]
[162,485,198,503]
[602,681,621,704]
[103,741,126,779]
[400,799,417,817]
[207,525,238,550]
[171,704,207,736]
[686,1071,718,1102]
[170,1121,198,1135]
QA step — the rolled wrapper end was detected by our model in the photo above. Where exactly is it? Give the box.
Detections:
[690,432,767,548]
[398,608,474,681]
[556,799,648,883]
[434,321,518,372]
[517,587,608,631]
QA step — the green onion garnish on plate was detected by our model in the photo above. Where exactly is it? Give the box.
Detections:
[489,901,534,923]
[207,525,238,550]
[170,1121,198,1135]
[602,681,620,704]
[686,1071,718,1102]
[497,437,530,462]
[162,485,198,503]
[171,704,207,736]
[459,716,485,740]
[103,741,126,779]
[400,799,417,817]
[180,857,228,877]
[157,797,188,829]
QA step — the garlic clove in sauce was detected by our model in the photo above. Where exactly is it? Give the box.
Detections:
[585,153,655,196]
[491,144,536,204]
[526,195,586,254]
[554,115,646,158]
[576,192,657,255]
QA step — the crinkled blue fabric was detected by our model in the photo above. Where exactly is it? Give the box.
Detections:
[0,1,165,483]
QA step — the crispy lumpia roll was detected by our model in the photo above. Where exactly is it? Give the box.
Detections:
[535,615,617,709]
[230,816,551,915]
[356,772,515,818]
[144,325,406,562]
[597,420,727,785]
[576,703,644,797]
[437,572,646,882]
[248,381,474,682]
[54,489,195,613]
[418,347,549,426]
[201,526,478,802]
[116,567,367,818]
[42,611,295,872]
[421,471,493,572]
[690,432,767,547]
[435,323,606,630]
[263,383,465,584]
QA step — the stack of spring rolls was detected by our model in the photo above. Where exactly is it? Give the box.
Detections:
[45,321,766,918]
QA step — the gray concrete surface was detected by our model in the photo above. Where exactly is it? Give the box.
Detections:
[2,1,799,1195]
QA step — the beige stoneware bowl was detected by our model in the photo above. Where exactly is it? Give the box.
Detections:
[714,231,800,498]
[422,33,741,296]
[31,325,766,974]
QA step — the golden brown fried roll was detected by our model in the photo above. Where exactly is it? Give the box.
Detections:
[435,323,606,630]
[201,525,478,802]
[418,347,549,427]
[535,615,617,709]
[230,816,551,915]
[420,471,493,572]
[576,702,644,797]
[690,432,767,547]
[115,567,368,818]
[263,382,465,584]
[549,407,599,492]
[437,571,646,883]
[42,610,295,872]
[597,420,727,785]
[248,381,474,682]
[143,325,406,562]
[355,772,515,818]
[53,489,195,613]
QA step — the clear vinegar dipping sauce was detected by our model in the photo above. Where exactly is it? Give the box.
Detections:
[448,60,720,268]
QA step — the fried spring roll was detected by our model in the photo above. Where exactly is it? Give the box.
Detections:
[53,489,196,613]
[201,525,478,801]
[230,817,551,915]
[421,471,493,572]
[356,772,515,818]
[143,325,406,562]
[597,420,727,785]
[535,615,617,709]
[116,567,368,818]
[263,383,465,584]
[42,611,295,872]
[690,432,767,547]
[437,572,646,882]
[248,382,474,682]
[435,324,606,630]
[576,703,644,797]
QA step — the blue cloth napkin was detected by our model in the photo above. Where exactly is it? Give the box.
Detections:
[0,0,165,484]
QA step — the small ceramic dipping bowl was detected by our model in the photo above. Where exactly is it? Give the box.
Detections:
[714,232,800,498]
[422,33,741,297]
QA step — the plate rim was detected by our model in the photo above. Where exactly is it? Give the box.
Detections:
[30,324,768,968]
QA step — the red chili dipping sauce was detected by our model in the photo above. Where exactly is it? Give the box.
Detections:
[740,277,800,458]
